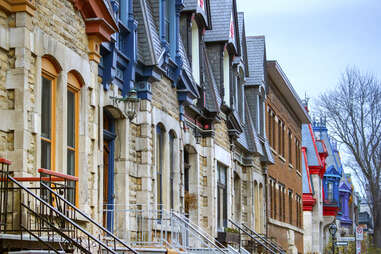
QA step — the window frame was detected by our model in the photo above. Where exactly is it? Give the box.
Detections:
[217,162,227,231]
[67,72,81,206]
[41,58,58,171]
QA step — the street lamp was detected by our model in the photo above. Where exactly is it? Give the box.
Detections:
[329,222,337,254]
[110,89,140,121]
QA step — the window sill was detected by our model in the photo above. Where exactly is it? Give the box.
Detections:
[296,170,302,177]
[279,155,286,163]
[288,163,294,169]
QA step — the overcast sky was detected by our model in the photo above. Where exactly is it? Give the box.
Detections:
[237,0,381,103]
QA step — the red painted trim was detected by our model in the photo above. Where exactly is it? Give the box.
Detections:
[1,177,65,182]
[38,168,79,182]
[70,0,118,42]
[0,158,11,165]
[323,205,338,216]
[303,193,316,211]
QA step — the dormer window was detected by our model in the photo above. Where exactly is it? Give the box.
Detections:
[191,19,200,84]
[161,0,176,57]
[327,182,333,201]
[223,48,230,106]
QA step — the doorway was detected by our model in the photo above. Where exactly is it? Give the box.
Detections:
[103,111,116,232]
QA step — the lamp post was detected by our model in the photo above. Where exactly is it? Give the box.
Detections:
[110,89,140,121]
[329,222,337,254]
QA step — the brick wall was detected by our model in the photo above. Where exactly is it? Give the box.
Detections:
[266,74,304,253]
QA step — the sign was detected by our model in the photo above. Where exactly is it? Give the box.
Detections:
[356,226,364,241]
[338,236,356,242]
[336,241,349,246]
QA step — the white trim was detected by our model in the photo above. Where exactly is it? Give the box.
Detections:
[214,144,231,167]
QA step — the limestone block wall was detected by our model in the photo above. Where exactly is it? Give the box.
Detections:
[0,0,101,227]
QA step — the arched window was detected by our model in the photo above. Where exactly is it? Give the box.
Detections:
[156,124,165,209]
[67,72,82,205]
[169,130,176,210]
[41,57,59,170]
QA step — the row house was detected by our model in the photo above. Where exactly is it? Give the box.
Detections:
[0,0,291,253]
[265,61,310,253]
[301,115,328,254]
[302,115,361,252]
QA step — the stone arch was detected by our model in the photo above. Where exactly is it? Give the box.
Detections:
[42,54,62,75]
[67,69,85,88]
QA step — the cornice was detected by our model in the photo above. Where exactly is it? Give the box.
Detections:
[0,0,36,16]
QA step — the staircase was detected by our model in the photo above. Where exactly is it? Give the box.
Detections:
[0,159,138,254]
[228,219,286,254]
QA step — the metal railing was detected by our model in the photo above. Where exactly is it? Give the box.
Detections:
[228,219,285,254]
[0,159,137,253]
[103,204,232,253]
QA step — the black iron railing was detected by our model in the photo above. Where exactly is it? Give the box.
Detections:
[0,159,138,253]
[228,219,286,254]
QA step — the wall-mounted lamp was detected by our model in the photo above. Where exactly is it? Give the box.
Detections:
[110,89,140,121]
[194,128,202,144]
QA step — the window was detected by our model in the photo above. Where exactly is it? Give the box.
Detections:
[223,48,230,107]
[161,0,175,56]
[278,120,282,154]
[295,140,300,170]
[267,109,272,145]
[288,131,292,165]
[169,131,175,210]
[296,195,302,227]
[217,163,227,230]
[191,19,200,84]
[156,125,165,209]
[327,182,333,201]
[272,114,276,148]
[237,72,245,121]
[288,190,293,225]
[41,58,58,170]
[67,72,81,205]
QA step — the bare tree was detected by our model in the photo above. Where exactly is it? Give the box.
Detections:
[318,67,381,247]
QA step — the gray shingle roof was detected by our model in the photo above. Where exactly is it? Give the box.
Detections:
[246,36,265,86]
[237,12,244,56]
[204,0,236,44]
[134,0,162,65]
[302,150,313,194]
[302,124,321,167]
[203,46,221,112]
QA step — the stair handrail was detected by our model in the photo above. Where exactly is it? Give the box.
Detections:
[241,223,285,253]
[171,212,228,253]
[228,219,277,254]
[7,175,120,254]
[40,182,138,254]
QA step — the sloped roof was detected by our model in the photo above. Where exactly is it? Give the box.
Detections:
[246,36,265,86]
[237,12,249,75]
[319,130,342,177]
[302,124,322,168]
[204,0,238,52]
[134,0,162,65]
[302,148,314,194]
[203,46,221,112]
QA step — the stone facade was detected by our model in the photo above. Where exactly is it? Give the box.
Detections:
[0,0,314,253]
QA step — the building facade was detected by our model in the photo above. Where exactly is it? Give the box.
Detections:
[265,60,310,253]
